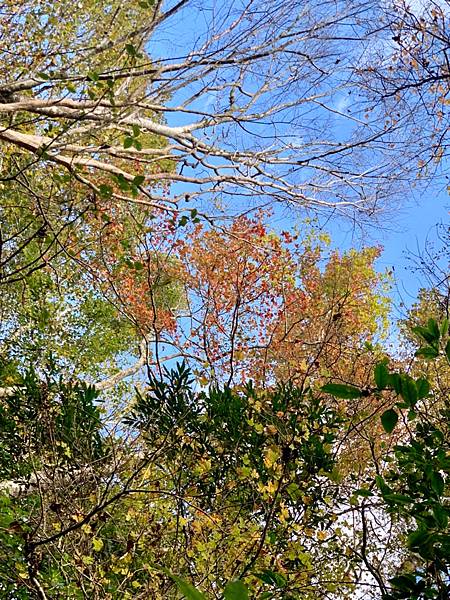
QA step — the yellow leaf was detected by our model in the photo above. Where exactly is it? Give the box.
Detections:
[119,552,132,564]
[92,538,104,552]
[71,513,84,523]
[81,523,92,535]
[264,446,280,469]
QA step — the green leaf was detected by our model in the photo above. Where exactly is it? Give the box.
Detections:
[430,471,444,496]
[256,570,286,588]
[125,44,137,57]
[433,505,448,529]
[381,409,398,434]
[172,577,206,600]
[416,378,430,399]
[123,137,134,149]
[407,528,431,551]
[415,346,439,359]
[428,318,440,340]
[387,373,402,394]
[133,139,143,151]
[158,568,206,600]
[383,493,413,505]
[224,580,248,600]
[286,482,301,501]
[99,184,113,198]
[132,124,141,137]
[353,488,373,497]
[445,339,450,362]
[374,361,389,389]
[399,375,417,407]
[412,323,439,345]
[133,175,145,186]
[389,574,417,592]
[115,174,130,191]
[321,383,362,399]
[152,565,206,600]
[440,318,449,337]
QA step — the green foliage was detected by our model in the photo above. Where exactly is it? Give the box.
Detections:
[0,365,104,480]
[370,324,450,600]
[321,383,362,399]
[223,580,249,600]
[381,409,398,434]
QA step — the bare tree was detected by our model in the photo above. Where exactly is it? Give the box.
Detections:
[358,0,450,182]
[0,0,410,234]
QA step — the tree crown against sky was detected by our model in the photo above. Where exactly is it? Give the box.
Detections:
[0,0,440,222]
[0,1,449,599]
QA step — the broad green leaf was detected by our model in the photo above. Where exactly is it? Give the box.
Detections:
[445,339,450,362]
[158,567,206,600]
[427,318,440,340]
[123,136,134,149]
[440,318,449,337]
[412,321,440,344]
[415,378,430,399]
[381,409,398,433]
[115,174,130,191]
[353,488,373,497]
[374,361,389,389]
[133,175,145,186]
[171,576,206,600]
[256,570,287,588]
[98,184,113,198]
[407,528,431,551]
[286,482,301,500]
[430,471,444,496]
[389,574,417,592]
[387,373,402,393]
[125,44,137,57]
[321,383,362,399]
[433,505,449,529]
[399,375,417,407]
[415,346,439,359]
[383,493,413,505]
[224,580,249,600]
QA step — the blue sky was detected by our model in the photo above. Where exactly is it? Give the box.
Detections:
[149,0,449,316]
[323,181,449,314]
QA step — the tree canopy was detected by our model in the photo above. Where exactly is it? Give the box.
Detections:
[0,1,449,599]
